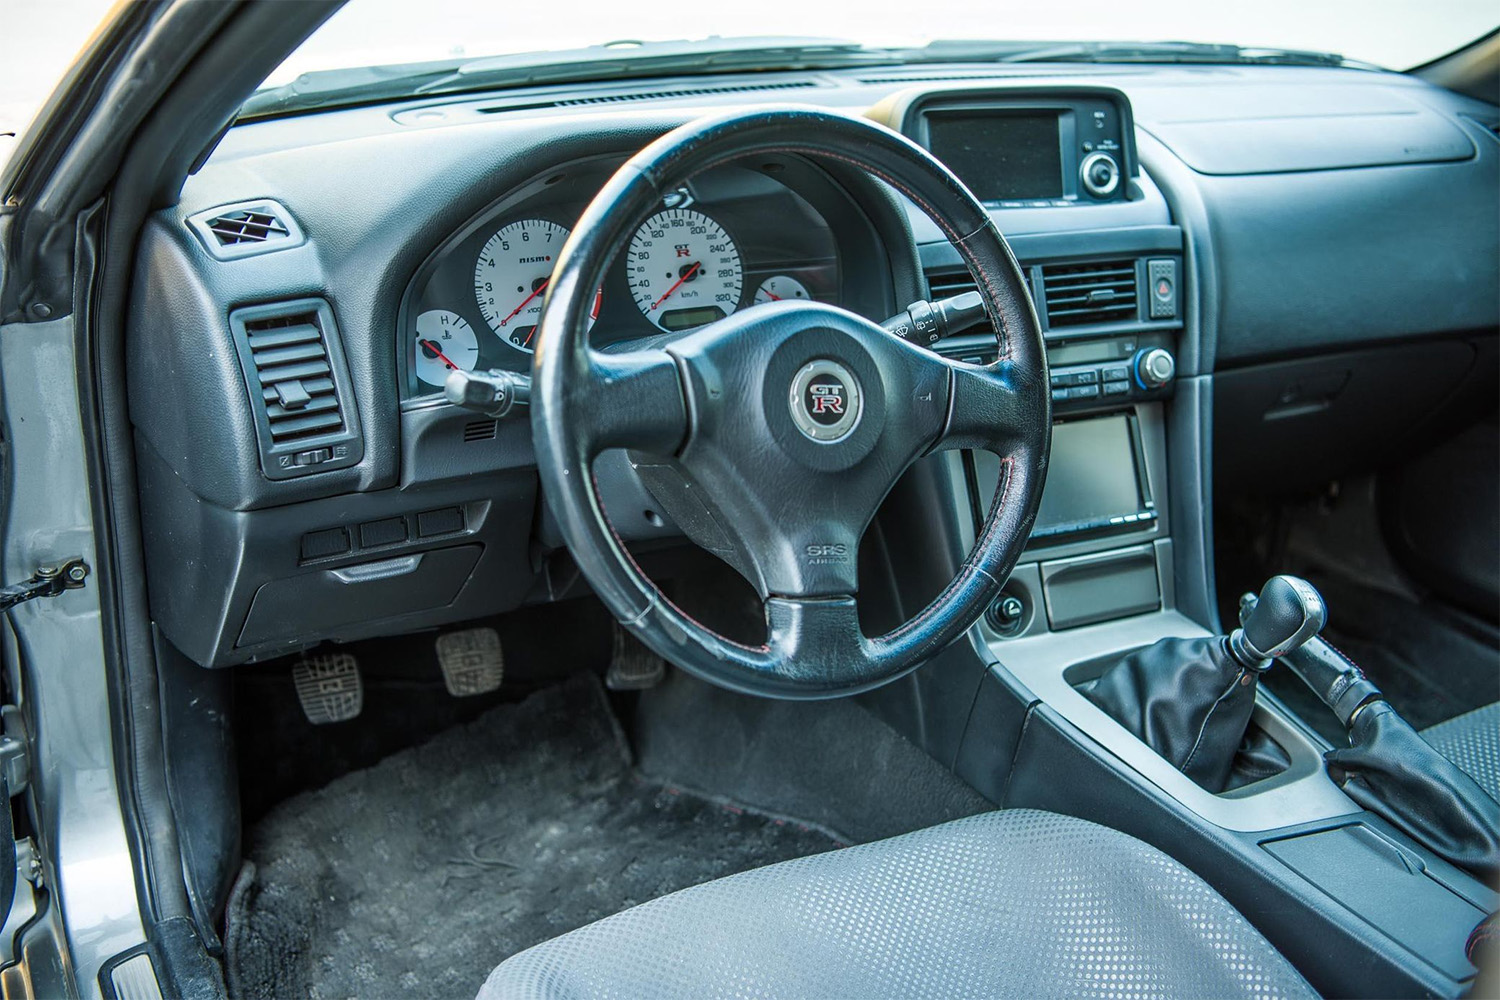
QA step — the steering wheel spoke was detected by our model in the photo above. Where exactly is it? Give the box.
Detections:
[584,348,689,455]
[931,361,1033,455]
[764,595,867,682]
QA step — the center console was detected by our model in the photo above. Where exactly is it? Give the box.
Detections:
[870,83,1497,998]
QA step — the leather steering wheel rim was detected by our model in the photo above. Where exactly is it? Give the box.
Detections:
[532,107,1051,699]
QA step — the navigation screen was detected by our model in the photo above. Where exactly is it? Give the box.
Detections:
[926,112,1064,201]
[1032,415,1143,530]
[971,414,1145,533]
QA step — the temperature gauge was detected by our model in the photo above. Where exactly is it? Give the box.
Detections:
[754,275,811,304]
[413,309,479,388]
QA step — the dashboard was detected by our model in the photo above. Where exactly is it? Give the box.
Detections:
[124,63,1499,669]
[399,157,865,399]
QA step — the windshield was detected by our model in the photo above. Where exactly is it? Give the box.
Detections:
[264,0,1496,90]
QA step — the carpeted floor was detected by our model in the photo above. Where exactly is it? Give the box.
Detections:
[224,675,843,1000]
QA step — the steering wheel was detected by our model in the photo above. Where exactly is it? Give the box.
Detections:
[532,108,1050,699]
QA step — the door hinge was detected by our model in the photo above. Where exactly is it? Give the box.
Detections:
[0,557,88,614]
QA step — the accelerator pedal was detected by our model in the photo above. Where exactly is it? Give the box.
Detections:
[605,623,666,691]
[436,627,504,696]
[292,652,363,725]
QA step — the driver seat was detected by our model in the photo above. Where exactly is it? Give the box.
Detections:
[479,810,1315,999]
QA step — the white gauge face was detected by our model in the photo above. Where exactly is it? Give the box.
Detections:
[754,275,812,305]
[413,310,479,387]
[627,209,743,331]
[475,219,594,354]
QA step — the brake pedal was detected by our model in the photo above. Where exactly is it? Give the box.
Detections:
[436,627,504,696]
[292,652,363,725]
[606,623,665,691]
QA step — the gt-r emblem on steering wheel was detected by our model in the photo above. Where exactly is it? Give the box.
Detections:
[789,359,862,443]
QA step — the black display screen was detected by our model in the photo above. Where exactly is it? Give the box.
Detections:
[926,112,1063,201]
[971,413,1147,537]
[1032,415,1143,530]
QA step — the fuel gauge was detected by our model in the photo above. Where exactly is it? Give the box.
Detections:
[754,275,811,304]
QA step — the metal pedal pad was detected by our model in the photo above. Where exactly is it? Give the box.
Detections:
[435,627,504,697]
[292,652,363,725]
[606,623,666,691]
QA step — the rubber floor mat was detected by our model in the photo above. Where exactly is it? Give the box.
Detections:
[224,674,842,999]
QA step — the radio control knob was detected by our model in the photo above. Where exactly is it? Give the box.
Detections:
[1080,151,1120,197]
[1134,348,1176,389]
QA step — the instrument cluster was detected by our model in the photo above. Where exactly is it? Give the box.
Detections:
[400,158,846,400]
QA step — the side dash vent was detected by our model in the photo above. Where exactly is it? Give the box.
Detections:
[463,419,498,442]
[230,300,362,480]
[207,209,288,245]
[187,200,304,260]
[1040,259,1139,329]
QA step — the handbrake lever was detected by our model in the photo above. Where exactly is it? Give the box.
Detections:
[1242,585,1500,879]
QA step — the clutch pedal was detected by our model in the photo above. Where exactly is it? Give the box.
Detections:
[605,623,665,691]
[292,652,363,724]
[436,627,504,696]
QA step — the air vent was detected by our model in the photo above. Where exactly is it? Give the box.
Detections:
[858,72,1009,85]
[927,271,980,300]
[463,419,498,442]
[552,80,817,107]
[206,209,289,246]
[229,300,362,481]
[187,200,305,261]
[246,314,345,444]
[1040,259,1139,328]
[471,79,818,116]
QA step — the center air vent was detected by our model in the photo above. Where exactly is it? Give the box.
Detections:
[229,300,362,481]
[187,199,305,261]
[1040,259,1139,328]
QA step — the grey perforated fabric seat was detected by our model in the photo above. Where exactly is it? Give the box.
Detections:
[1423,702,1500,802]
[479,809,1316,1000]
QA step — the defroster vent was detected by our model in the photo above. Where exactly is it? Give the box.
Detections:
[230,300,362,480]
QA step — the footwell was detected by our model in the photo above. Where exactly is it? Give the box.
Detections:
[224,674,842,999]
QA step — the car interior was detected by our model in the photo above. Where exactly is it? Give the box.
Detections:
[0,4,1497,998]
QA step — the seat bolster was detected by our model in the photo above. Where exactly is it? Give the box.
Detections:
[480,809,1316,1000]
[1422,702,1500,802]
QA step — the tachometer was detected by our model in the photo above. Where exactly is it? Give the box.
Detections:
[413,310,478,387]
[475,219,593,353]
[627,209,742,331]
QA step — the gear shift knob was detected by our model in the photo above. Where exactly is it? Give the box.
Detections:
[1231,575,1327,668]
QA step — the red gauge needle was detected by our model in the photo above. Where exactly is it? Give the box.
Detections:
[418,338,461,371]
[499,278,549,327]
[524,289,601,346]
[651,262,701,311]
[761,289,782,301]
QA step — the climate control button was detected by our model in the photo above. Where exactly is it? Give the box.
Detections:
[1134,348,1176,389]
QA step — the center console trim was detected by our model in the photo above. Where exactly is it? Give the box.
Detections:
[986,609,1360,832]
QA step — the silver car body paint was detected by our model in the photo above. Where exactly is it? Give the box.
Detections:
[0,314,148,998]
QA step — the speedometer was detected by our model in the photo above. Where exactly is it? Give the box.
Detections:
[627,209,742,331]
[475,219,594,353]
